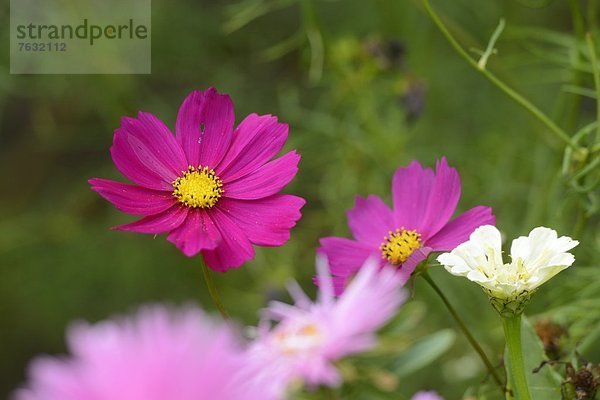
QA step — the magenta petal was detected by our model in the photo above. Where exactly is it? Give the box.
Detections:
[89,178,176,215]
[125,112,187,177]
[347,195,395,247]
[392,161,435,231]
[426,205,496,251]
[111,128,172,191]
[110,113,187,191]
[202,208,255,272]
[166,209,221,257]
[175,88,235,168]
[313,274,350,297]
[418,157,461,239]
[217,195,305,246]
[114,205,189,234]
[329,275,350,296]
[216,113,288,181]
[319,237,378,278]
[396,247,431,285]
[223,151,300,200]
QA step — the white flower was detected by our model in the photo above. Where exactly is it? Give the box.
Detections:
[437,225,578,315]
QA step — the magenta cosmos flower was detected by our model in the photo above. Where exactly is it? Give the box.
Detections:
[243,257,407,398]
[13,305,268,400]
[319,157,495,293]
[89,88,305,271]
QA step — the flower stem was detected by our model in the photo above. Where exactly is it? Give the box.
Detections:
[421,271,505,393]
[502,315,531,400]
[200,258,230,319]
[420,0,580,152]
[585,32,600,146]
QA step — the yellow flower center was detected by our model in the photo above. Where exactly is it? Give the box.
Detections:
[380,228,422,265]
[274,323,323,356]
[172,166,224,208]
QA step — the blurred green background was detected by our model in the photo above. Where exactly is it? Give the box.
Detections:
[1,0,598,398]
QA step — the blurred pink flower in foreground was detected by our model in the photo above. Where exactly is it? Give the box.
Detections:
[412,390,444,400]
[90,87,304,271]
[319,157,495,294]
[14,305,266,400]
[244,257,407,398]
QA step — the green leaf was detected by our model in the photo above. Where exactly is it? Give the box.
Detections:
[504,316,563,400]
[390,329,456,377]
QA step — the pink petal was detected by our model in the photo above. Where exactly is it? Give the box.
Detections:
[111,129,169,191]
[89,178,176,215]
[392,161,435,231]
[223,151,300,200]
[110,113,187,191]
[426,205,495,251]
[312,274,351,297]
[347,195,395,247]
[319,237,379,279]
[418,157,461,239]
[166,209,221,257]
[202,208,255,271]
[330,275,351,296]
[396,247,431,285]
[216,114,288,181]
[217,195,305,246]
[114,205,189,234]
[175,88,235,168]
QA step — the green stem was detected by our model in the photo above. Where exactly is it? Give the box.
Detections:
[589,0,598,33]
[502,315,531,400]
[200,258,230,319]
[420,0,580,151]
[300,0,324,83]
[585,32,600,146]
[561,0,585,132]
[421,272,505,393]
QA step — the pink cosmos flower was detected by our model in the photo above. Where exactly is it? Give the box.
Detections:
[412,391,444,400]
[244,257,407,398]
[13,305,267,400]
[89,88,305,271]
[319,157,495,293]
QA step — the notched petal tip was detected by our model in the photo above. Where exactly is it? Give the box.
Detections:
[88,177,102,189]
[470,224,500,240]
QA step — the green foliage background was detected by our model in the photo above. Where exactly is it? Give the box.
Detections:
[0,0,598,398]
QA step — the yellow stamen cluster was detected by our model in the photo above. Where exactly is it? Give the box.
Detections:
[274,323,323,356]
[172,166,224,208]
[380,228,422,265]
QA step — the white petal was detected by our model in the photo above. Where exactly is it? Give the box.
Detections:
[522,227,578,272]
[525,227,557,266]
[469,225,503,266]
[437,253,472,276]
[545,253,575,269]
[470,225,502,249]
[528,265,569,289]
[495,282,519,298]
[466,269,492,283]
[528,226,558,245]
[451,243,486,273]
[553,236,579,253]
[510,236,530,261]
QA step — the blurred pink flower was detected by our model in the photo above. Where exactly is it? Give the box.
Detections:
[90,87,304,271]
[244,257,407,397]
[319,157,495,294]
[412,390,444,400]
[14,305,266,400]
